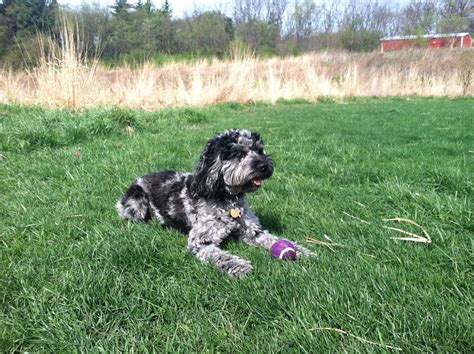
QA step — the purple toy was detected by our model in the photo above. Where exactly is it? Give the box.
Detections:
[271,239,297,260]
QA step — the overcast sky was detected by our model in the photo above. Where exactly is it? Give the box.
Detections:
[57,0,233,18]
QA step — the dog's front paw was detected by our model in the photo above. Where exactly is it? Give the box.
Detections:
[226,259,253,277]
[296,245,318,259]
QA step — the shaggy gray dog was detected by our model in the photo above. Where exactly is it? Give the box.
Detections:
[116,129,315,277]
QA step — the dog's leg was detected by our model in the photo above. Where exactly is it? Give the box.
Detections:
[116,183,151,221]
[242,230,316,258]
[187,228,253,277]
[240,211,317,258]
[192,244,253,277]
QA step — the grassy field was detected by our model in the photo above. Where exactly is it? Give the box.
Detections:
[1,48,473,109]
[1,97,472,351]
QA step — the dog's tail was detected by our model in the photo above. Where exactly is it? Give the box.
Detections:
[116,180,151,221]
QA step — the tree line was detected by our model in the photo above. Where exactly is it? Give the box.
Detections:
[0,0,472,68]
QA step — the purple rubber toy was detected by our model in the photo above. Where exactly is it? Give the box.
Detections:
[271,239,297,260]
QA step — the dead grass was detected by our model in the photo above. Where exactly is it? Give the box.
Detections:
[0,27,472,109]
[311,327,402,351]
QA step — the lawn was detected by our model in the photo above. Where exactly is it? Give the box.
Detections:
[1,97,472,351]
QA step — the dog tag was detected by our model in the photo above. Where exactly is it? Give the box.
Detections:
[230,208,241,219]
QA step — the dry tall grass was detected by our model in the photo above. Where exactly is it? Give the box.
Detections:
[0,27,472,109]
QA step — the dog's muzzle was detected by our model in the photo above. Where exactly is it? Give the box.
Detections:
[244,156,274,191]
[255,157,274,177]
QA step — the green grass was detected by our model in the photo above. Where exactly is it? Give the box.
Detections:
[1,98,473,351]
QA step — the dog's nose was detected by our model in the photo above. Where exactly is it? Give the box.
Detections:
[259,163,268,172]
[258,159,274,175]
[252,156,274,177]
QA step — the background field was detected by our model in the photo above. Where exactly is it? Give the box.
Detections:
[1,97,473,351]
[2,16,472,109]
[1,49,472,109]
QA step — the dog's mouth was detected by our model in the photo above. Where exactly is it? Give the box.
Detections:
[242,178,264,192]
[252,178,262,187]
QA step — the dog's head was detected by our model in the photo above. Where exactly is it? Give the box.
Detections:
[191,129,274,199]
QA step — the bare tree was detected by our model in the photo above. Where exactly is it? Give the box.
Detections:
[363,1,399,35]
[289,0,318,49]
[438,0,470,32]
[320,0,342,33]
[399,0,438,34]
[265,0,288,30]
[233,0,265,23]
[441,0,470,15]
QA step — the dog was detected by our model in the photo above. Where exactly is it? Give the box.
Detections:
[116,129,316,277]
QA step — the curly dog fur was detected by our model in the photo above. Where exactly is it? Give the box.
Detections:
[116,129,315,277]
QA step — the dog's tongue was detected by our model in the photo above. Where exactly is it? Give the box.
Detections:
[252,178,262,187]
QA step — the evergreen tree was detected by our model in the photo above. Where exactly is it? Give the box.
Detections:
[160,0,172,18]
[0,0,59,57]
[111,0,130,17]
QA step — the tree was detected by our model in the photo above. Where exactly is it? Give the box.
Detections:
[0,0,59,58]
[320,0,342,33]
[160,0,172,18]
[438,0,470,32]
[265,0,288,31]
[111,0,131,16]
[289,0,318,50]
[175,11,234,56]
[74,2,110,56]
[400,0,438,35]
[232,0,283,53]
[233,0,265,24]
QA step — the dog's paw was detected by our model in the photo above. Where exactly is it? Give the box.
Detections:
[227,259,253,277]
[296,246,317,259]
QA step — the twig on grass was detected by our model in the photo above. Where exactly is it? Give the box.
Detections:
[305,236,376,257]
[359,252,377,258]
[383,217,431,243]
[311,327,402,351]
[342,211,371,224]
[383,226,429,243]
[324,234,334,242]
[305,234,377,258]
[305,236,346,248]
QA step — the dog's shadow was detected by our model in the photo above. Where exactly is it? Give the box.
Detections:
[255,211,284,234]
[223,211,284,248]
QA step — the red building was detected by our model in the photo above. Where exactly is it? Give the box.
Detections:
[380,33,472,52]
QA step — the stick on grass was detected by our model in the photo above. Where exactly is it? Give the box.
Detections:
[383,217,432,243]
[305,236,346,248]
[342,211,371,224]
[311,327,402,351]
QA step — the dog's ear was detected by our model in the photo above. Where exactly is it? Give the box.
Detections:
[191,133,230,198]
[251,131,261,142]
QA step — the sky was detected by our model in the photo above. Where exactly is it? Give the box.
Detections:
[57,0,233,18]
